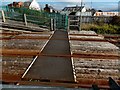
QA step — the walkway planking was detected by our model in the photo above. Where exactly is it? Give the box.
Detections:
[22,30,74,82]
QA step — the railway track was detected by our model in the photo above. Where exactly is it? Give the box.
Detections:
[1,28,120,89]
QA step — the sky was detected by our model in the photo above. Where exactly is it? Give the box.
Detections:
[1,0,120,2]
[1,0,120,11]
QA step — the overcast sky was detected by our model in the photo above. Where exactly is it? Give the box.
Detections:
[1,0,120,2]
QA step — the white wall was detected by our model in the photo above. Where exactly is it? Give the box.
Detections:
[29,0,40,10]
[94,12,119,16]
[81,7,86,12]
[76,12,92,16]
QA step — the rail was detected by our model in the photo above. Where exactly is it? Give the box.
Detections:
[2,73,120,89]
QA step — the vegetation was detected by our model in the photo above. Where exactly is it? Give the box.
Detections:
[109,16,120,26]
[82,23,120,34]
[82,16,120,34]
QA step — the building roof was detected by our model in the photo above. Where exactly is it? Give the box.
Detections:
[62,6,85,12]
[24,0,40,10]
[48,6,55,10]
[69,12,76,15]
[8,2,23,7]
[24,0,32,8]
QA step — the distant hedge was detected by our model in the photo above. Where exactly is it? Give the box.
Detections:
[81,16,120,34]
[109,16,120,26]
[82,23,120,34]
[90,24,120,34]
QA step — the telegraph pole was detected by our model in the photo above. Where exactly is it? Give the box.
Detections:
[91,0,92,9]
[79,0,83,31]
[118,1,120,16]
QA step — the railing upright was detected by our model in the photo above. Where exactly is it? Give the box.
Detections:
[23,14,27,26]
[1,10,6,22]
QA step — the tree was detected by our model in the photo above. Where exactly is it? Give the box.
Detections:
[91,8,96,16]
[98,10,103,12]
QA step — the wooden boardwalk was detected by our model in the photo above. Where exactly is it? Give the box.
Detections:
[22,30,74,82]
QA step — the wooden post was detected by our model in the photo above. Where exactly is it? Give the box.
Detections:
[23,14,27,26]
[1,10,6,22]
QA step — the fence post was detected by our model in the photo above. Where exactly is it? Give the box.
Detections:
[23,14,27,26]
[67,16,70,31]
[1,10,6,22]
[92,84,100,90]
[53,19,56,31]
[50,18,54,31]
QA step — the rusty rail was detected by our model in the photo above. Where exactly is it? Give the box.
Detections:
[1,36,50,40]
[15,36,50,39]
[69,34,120,39]
[0,74,109,89]
[18,80,110,89]
[69,34,98,36]
[2,73,120,89]
[1,33,20,35]
[2,49,40,56]
[1,35,120,44]
[0,32,52,35]
[0,37,110,41]
[72,53,119,59]
[2,51,119,59]
[104,35,120,39]
[2,73,22,83]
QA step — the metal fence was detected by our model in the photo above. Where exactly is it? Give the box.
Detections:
[1,6,115,31]
[68,15,113,30]
[1,6,68,30]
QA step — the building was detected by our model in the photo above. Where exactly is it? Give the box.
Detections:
[94,12,119,16]
[24,0,41,10]
[61,5,86,15]
[8,0,40,11]
[8,2,23,8]
[75,12,92,16]
[62,5,86,12]
[44,4,58,13]
[61,5,94,16]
